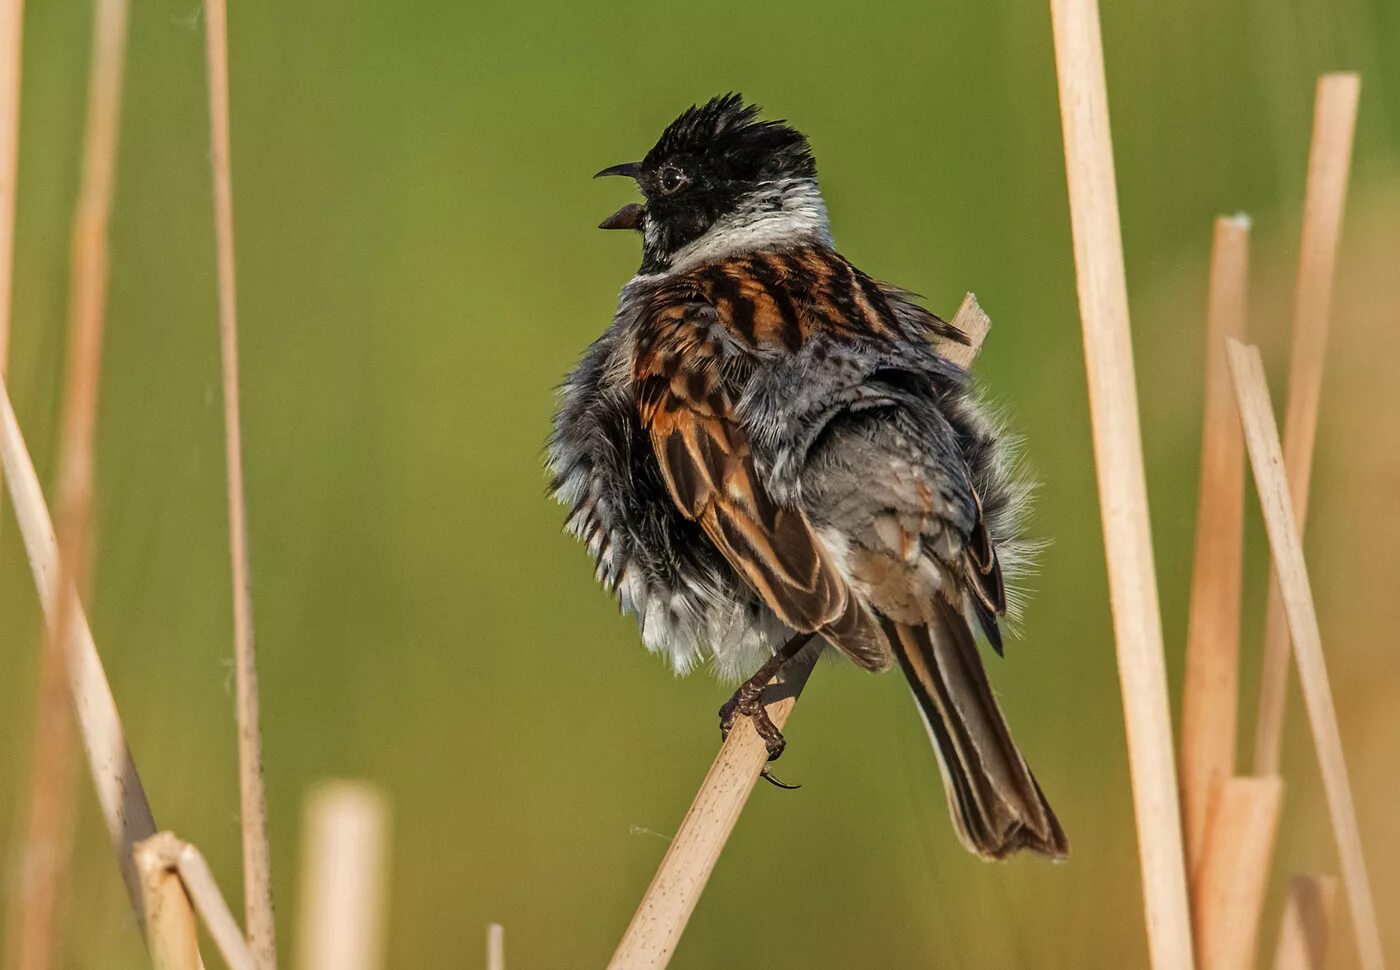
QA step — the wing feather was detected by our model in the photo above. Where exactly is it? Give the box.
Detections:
[634,295,888,668]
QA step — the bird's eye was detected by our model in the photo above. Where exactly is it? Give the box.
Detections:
[658,166,687,195]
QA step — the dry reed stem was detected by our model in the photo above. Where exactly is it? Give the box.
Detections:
[170,841,257,970]
[1190,776,1283,970]
[487,923,505,970]
[6,1,130,965]
[1226,340,1384,970]
[134,835,204,970]
[0,380,157,901]
[606,643,819,970]
[943,292,990,370]
[1180,216,1250,874]
[0,1,24,953]
[1252,73,1360,777]
[0,0,21,535]
[295,782,391,970]
[200,0,277,962]
[1048,0,1194,965]
[1272,875,1338,970]
[606,300,990,970]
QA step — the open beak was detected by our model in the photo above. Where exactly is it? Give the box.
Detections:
[594,162,642,180]
[595,162,645,230]
[598,203,644,231]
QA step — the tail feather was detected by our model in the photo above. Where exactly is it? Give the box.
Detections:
[883,604,1068,861]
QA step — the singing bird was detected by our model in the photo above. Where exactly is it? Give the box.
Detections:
[549,95,1066,860]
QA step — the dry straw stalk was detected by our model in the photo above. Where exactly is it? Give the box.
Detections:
[134,835,203,970]
[1179,215,1250,872]
[1048,0,1194,965]
[606,295,990,970]
[135,832,260,970]
[0,379,158,908]
[0,0,20,381]
[176,842,257,970]
[6,369,257,970]
[0,0,29,960]
[1272,875,1338,970]
[200,0,277,962]
[487,923,505,970]
[1190,776,1284,970]
[606,642,817,970]
[295,782,392,970]
[6,1,131,966]
[1226,340,1384,970]
[1252,73,1360,777]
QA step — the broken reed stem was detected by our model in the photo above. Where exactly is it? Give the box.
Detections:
[1252,73,1360,777]
[134,835,202,970]
[6,0,131,966]
[156,836,257,970]
[1226,340,1384,970]
[295,783,391,970]
[1190,777,1283,970]
[0,381,157,909]
[942,292,989,370]
[1180,216,1250,876]
[487,924,505,970]
[1272,875,1338,970]
[136,833,261,970]
[606,297,991,970]
[201,0,276,962]
[1048,0,1194,966]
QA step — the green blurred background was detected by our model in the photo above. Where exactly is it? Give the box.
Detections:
[2,0,1397,966]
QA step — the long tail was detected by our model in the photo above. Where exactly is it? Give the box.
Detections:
[883,603,1068,861]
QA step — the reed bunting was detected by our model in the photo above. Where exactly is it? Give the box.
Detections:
[549,95,1066,859]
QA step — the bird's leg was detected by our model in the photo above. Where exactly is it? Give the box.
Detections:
[719,634,814,788]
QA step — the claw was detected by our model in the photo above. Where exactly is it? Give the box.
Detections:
[715,634,815,788]
[718,697,740,741]
[759,767,801,790]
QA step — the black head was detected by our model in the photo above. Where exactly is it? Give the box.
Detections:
[596,95,824,273]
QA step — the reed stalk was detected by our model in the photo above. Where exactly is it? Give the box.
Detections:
[1226,339,1384,970]
[295,782,392,970]
[1048,0,1195,964]
[1180,215,1251,872]
[5,1,131,965]
[1252,73,1360,777]
[200,0,277,962]
[1271,875,1337,970]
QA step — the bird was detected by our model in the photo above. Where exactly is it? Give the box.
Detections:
[548,94,1067,860]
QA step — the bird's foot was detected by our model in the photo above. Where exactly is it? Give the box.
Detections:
[718,679,800,790]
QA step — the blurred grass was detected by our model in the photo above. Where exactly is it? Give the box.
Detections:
[0,0,1396,967]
